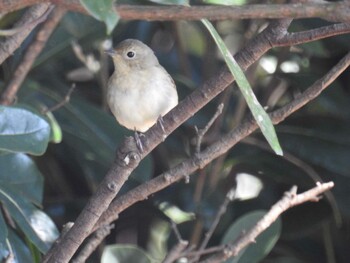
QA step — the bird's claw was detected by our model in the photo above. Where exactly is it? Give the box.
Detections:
[134,131,145,152]
[157,115,166,134]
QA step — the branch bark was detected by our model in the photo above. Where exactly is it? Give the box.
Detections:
[274,22,350,47]
[0,3,52,64]
[1,1,350,22]
[71,224,114,263]
[0,7,65,105]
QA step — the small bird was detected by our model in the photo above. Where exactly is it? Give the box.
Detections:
[106,39,178,149]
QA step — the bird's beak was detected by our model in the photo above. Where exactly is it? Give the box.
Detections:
[105,49,117,56]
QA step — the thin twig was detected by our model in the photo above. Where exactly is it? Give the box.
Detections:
[71,224,114,263]
[171,221,184,242]
[189,188,236,263]
[0,5,54,36]
[179,177,334,263]
[163,241,189,263]
[181,245,226,259]
[0,3,51,64]
[200,189,236,251]
[195,103,224,154]
[162,221,189,263]
[163,240,189,263]
[0,7,66,105]
[41,84,76,114]
[202,182,334,262]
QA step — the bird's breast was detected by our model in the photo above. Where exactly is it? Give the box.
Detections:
[107,66,178,132]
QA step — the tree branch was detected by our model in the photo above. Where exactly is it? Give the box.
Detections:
[0,7,65,105]
[0,5,53,36]
[275,22,350,47]
[41,84,75,114]
[162,222,189,263]
[1,1,350,22]
[202,182,334,262]
[0,3,52,65]
[43,18,293,263]
[71,224,114,263]
[94,49,350,234]
[195,103,224,155]
[116,2,350,22]
[189,188,236,263]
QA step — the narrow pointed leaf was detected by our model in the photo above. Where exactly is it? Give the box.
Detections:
[202,19,283,155]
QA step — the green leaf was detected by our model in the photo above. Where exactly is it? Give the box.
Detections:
[0,187,58,253]
[159,202,195,224]
[221,210,281,263]
[0,153,43,205]
[46,111,62,144]
[101,245,153,263]
[80,0,119,34]
[147,219,170,261]
[0,106,50,155]
[201,19,283,156]
[0,213,7,245]
[0,153,58,253]
[6,229,33,263]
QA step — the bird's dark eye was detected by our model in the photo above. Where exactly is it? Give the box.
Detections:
[127,51,135,58]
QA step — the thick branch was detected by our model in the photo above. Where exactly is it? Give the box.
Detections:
[1,1,350,22]
[117,3,350,22]
[71,224,114,263]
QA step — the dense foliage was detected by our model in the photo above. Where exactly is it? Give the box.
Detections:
[1,1,350,262]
